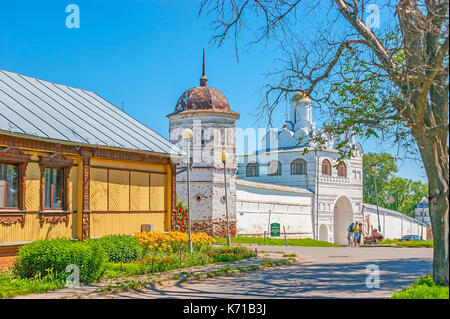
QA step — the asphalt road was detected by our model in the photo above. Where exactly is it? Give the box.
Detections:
[96,246,433,299]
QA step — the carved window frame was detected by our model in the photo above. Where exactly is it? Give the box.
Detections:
[38,154,74,226]
[0,147,30,226]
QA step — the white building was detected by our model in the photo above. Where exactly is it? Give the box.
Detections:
[168,53,240,236]
[415,197,431,225]
[236,92,364,245]
[169,55,428,245]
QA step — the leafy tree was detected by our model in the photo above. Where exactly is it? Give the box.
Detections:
[363,152,428,217]
[201,0,448,285]
[384,177,428,217]
[363,153,398,204]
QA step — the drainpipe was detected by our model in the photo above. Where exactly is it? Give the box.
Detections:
[314,149,319,240]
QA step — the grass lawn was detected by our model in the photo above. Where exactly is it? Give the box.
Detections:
[215,236,340,247]
[0,272,64,298]
[391,275,449,299]
[380,239,433,248]
[0,246,256,298]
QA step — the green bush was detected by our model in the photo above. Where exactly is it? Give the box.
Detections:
[90,235,142,263]
[392,275,449,299]
[13,239,107,284]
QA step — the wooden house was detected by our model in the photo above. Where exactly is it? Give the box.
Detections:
[0,69,182,265]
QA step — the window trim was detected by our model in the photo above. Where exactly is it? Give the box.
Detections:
[321,159,332,176]
[246,162,259,177]
[0,163,20,209]
[39,153,74,213]
[0,147,30,226]
[0,147,30,212]
[290,158,307,175]
[337,162,347,177]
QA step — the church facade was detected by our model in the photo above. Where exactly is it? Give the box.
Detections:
[168,54,428,245]
[236,93,365,244]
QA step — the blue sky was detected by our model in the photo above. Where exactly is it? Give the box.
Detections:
[0,0,427,182]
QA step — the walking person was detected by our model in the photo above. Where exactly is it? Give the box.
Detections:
[347,222,354,247]
[357,222,363,246]
[353,222,360,247]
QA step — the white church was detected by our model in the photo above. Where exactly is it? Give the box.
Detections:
[168,54,428,245]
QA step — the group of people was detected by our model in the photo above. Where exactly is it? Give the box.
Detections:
[347,222,363,247]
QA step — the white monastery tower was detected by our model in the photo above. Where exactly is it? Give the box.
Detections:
[168,51,240,236]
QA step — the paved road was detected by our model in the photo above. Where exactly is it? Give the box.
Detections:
[95,246,433,299]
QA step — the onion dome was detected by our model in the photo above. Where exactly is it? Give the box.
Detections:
[291,91,310,103]
[173,49,234,114]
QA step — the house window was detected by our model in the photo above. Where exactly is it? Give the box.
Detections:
[0,163,19,209]
[268,161,281,176]
[291,158,307,175]
[321,159,332,176]
[44,167,64,209]
[338,162,347,177]
[246,162,259,177]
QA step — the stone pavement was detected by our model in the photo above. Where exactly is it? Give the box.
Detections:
[84,246,433,299]
[11,251,289,299]
[11,246,433,299]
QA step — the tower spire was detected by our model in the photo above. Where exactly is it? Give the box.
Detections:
[200,48,208,87]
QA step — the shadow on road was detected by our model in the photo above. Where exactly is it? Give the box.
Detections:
[108,257,432,299]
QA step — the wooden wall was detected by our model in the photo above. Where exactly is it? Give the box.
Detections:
[1,143,173,244]
[0,154,78,243]
[88,157,169,237]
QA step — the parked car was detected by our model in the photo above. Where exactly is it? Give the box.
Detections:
[400,235,423,242]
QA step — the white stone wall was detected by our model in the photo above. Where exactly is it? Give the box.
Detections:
[362,204,428,240]
[236,181,314,238]
[169,111,238,227]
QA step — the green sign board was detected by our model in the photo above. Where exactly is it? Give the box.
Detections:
[270,223,281,237]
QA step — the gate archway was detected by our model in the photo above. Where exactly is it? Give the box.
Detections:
[333,196,354,245]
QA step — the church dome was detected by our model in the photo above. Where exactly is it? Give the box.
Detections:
[174,86,231,113]
[291,91,310,103]
[172,49,235,115]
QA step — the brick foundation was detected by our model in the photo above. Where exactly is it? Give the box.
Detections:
[0,244,22,271]
[191,219,237,237]
[171,210,236,237]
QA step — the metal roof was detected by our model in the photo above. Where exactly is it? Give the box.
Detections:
[236,178,312,195]
[0,69,183,157]
[362,203,427,226]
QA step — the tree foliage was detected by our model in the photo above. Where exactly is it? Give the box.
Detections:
[200,0,449,285]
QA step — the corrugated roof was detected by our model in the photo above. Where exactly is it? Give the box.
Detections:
[0,69,183,156]
[236,178,312,195]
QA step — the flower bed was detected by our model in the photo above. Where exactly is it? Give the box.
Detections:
[134,231,216,253]
[1,232,256,298]
[103,246,256,279]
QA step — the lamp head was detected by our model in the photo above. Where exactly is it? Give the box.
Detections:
[370,164,376,173]
[221,149,226,163]
[182,128,193,140]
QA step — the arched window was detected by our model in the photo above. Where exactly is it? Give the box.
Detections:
[246,162,259,177]
[338,162,347,177]
[201,129,206,146]
[268,161,282,176]
[291,158,307,175]
[321,159,332,176]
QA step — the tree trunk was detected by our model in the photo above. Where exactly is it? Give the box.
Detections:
[415,132,449,286]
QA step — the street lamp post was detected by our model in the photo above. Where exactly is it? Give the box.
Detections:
[314,149,319,241]
[370,164,381,232]
[182,128,193,253]
[222,149,231,247]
